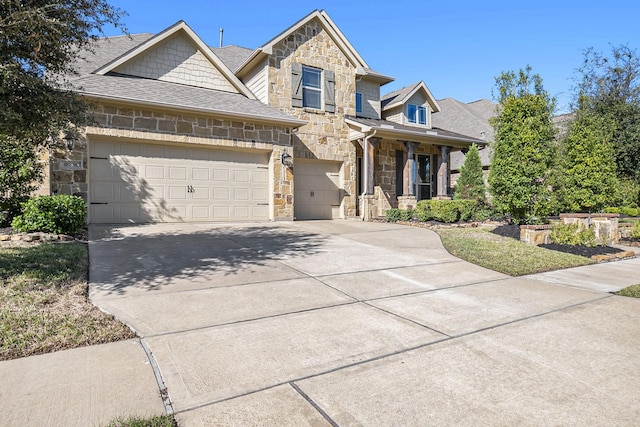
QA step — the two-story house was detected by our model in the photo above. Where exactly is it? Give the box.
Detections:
[49,10,482,224]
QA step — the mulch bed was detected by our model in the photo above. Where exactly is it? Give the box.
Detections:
[491,223,628,258]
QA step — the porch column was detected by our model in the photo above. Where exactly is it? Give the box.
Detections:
[358,136,381,195]
[436,145,451,199]
[402,141,418,196]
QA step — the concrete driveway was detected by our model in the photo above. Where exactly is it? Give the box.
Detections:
[89,221,640,426]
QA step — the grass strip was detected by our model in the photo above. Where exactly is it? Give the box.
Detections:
[104,415,177,427]
[435,226,594,276]
[0,242,135,361]
[617,284,640,298]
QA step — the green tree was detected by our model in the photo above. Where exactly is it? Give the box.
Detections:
[0,135,43,224]
[454,143,485,203]
[575,45,640,182]
[1,0,126,144]
[556,96,619,212]
[0,1,125,223]
[488,66,556,223]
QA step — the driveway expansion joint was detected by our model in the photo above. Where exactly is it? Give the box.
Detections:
[289,382,340,427]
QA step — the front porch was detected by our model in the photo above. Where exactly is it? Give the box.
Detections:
[346,116,483,220]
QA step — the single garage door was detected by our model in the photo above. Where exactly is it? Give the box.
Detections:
[90,140,270,223]
[294,159,341,220]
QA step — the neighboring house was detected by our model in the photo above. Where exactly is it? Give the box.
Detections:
[48,10,482,224]
[431,98,496,188]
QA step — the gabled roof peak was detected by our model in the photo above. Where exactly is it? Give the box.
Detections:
[381,81,440,112]
[93,20,256,99]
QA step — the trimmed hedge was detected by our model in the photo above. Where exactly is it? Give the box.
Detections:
[549,223,596,247]
[415,199,494,223]
[11,195,86,235]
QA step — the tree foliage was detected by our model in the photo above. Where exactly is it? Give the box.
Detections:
[574,45,640,182]
[0,135,43,224]
[0,0,126,145]
[555,96,619,212]
[489,66,556,223]
[454,143,485,203]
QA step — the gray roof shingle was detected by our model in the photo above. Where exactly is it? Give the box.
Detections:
[211,45,255,72]
[66,32,303,126]
[432,98,496,169]
[76,73,304,125]
[381,83,421,109]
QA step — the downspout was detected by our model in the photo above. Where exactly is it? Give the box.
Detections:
[360,129,377,220]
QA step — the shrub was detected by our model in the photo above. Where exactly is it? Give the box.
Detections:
[631,222,640,239]
[386,208,413,223]
[455,200,477,221]
[415,200,434,222]
[604,206,639,217]
[549,223,596,247]
[429,200,460,223]
[11,195,86,234]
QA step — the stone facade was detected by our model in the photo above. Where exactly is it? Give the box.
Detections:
[54,102,295,220]
[266,20,358,218]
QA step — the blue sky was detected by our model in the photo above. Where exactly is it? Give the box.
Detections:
[103,0,640,113]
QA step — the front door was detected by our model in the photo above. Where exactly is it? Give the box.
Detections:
[415,154,431,201]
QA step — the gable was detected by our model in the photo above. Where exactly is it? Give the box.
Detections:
[112,34,239,93]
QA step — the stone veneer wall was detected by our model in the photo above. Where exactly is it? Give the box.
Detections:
[267,19,358,218]
[50,102,295,220]
[374,140,438,205]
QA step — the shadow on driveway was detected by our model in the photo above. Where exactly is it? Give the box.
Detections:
[89,224,327,296]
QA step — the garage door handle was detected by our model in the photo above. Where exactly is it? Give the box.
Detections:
[310,191,314,197]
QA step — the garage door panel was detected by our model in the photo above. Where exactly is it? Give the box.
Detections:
[144,165,165,180]
[90,140,269,223]
[169,167,187,180]
[294,159,341,220]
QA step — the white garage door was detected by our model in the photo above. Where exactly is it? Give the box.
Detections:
[90,140,270,223]
[294,159,341,220]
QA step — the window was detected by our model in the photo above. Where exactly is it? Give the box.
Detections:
[418,106,427,125]
[356,92,363,114]
[292,63,335,112]
[408,104,427,125]
[302,66,322,109]
[407,104,417,123]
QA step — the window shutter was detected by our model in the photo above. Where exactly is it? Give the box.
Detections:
[292,63,303,107]
[324,69,335,113]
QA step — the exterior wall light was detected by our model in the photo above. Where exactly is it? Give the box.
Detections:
[64,133,75,151]
[281,149,293,168]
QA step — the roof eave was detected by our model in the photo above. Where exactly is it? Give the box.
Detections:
[345,118,484,148]
[82,92,307,128]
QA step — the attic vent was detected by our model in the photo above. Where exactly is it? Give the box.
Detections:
[380,124,394,129]
[426,131,437,135]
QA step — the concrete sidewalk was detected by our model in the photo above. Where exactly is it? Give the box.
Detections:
[0,340,166,426]
[2,221,639,426]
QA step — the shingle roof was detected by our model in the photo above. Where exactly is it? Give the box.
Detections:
[345,115,484,147]
[381,83,421,109]
[432,98,496,169]
[211,45,255,72]
[76,73,304,125]
[72,34,154,77]
[66,31,303,126]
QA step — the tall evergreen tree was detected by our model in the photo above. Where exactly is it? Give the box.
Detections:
[454,143,485,203]
[488,66,556,223]
[575,45,640,182]
[556,96,619,212]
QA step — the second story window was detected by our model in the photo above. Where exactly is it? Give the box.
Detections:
[356,93,363,114]
[292,63,336,112]
[407,104,427,125]
[302,66,322,109]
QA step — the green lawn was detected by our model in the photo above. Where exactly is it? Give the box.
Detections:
[618,284,640,298]
[435,226,595,276]
[0,242,135,361]
[104,415,177,427]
